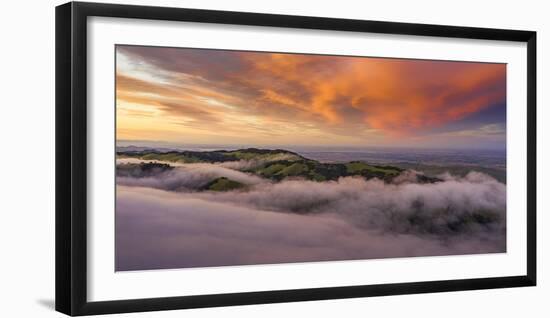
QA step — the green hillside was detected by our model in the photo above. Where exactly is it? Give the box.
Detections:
[117,148,442,187]
[117,148,303,165]
[202,177,245,192]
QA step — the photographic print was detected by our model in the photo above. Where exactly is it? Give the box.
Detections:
[115,45,507,271]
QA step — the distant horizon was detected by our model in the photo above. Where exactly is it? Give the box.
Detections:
[116,139,507,152]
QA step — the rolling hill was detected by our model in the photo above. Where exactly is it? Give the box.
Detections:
[116,148,441,191]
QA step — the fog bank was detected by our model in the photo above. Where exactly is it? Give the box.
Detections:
[116,179,505,270]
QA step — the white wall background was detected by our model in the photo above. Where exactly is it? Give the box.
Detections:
[0,0,546,316]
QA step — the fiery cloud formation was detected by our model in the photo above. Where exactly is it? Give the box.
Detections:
[116,45,506,148]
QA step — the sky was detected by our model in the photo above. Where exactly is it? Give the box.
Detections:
[116,45,506,149]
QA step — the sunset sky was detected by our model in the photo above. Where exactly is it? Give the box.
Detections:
[116,45,506,149]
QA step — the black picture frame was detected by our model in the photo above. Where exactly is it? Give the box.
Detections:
[55,1,537,316]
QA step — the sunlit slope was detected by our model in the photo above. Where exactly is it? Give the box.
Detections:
[117,148,442,186]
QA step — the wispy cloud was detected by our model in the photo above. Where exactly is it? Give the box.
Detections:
[434,123,506,137]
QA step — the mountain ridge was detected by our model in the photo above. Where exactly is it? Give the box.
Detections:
[117,148,442,189]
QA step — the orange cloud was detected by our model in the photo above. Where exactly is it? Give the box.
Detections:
[238,53,505,133]
[116,46,506,146]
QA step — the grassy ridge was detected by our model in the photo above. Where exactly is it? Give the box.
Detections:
[248,159,407,182]
[118,148,303,164]
[117,148,441,187]
[202,177,245,192]
[345,162,401,175]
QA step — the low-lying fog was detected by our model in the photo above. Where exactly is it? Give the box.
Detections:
[115,159,506,271]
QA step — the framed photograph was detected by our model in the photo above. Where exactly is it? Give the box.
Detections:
[55,1,536,316]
